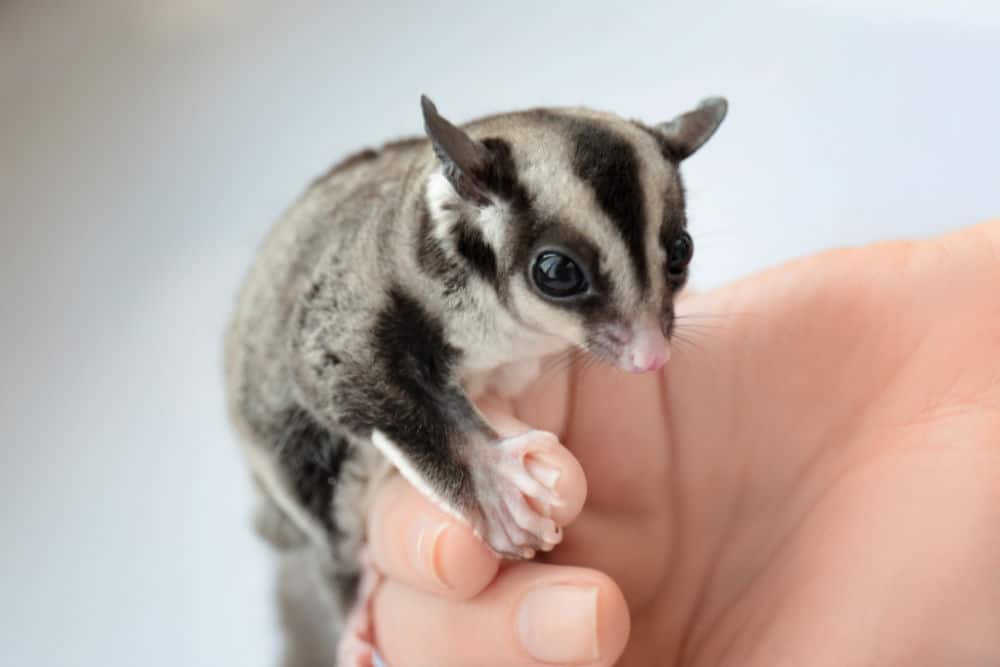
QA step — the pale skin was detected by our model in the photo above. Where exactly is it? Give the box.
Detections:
[365,221,1000,666]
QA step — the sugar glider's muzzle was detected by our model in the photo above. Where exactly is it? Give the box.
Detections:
[619,315,671,373]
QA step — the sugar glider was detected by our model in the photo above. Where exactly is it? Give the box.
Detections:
[225,94,727,664]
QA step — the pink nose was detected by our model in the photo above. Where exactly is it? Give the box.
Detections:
[631,352,666,372]
[628,346,670,373]
[619,315,671,373]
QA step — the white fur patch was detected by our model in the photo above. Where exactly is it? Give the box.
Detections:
[477,202,508,249]
[425,171,460,226]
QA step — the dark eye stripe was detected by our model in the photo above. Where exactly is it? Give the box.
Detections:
[453,219,499,288]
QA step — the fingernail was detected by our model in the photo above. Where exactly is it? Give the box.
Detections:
[517,584,600,663]
[411,517,451,589]
[526,458,561,489]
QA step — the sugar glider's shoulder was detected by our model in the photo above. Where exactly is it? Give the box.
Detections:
[240,135,430,303]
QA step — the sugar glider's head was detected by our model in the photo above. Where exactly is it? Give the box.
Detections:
[421,95,726,373]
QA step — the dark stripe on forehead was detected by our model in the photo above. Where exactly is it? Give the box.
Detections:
[570,122,650,294]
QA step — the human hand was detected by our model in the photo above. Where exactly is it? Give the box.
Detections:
[368,221,1000,666]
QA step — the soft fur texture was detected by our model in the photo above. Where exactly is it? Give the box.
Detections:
[224,96,726,662]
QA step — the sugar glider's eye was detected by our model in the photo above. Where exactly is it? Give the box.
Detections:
[668,231,694,276]
[531,251,589,298]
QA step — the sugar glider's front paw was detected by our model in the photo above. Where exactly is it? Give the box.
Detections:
[468,430,567,559]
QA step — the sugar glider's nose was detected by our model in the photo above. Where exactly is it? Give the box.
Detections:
[621,315,671,373]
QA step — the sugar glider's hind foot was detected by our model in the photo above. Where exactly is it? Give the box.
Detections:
[468,430,566,559]
[336,548,382,667]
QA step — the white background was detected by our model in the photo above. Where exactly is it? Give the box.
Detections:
[2,1,998,665]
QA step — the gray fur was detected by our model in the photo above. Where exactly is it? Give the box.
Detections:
[225,96,726,659]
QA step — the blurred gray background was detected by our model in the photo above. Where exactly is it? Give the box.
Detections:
[2,1,998,665]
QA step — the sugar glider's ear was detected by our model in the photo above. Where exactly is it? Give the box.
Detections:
[421,95,493,205]
[656,97,728,161]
